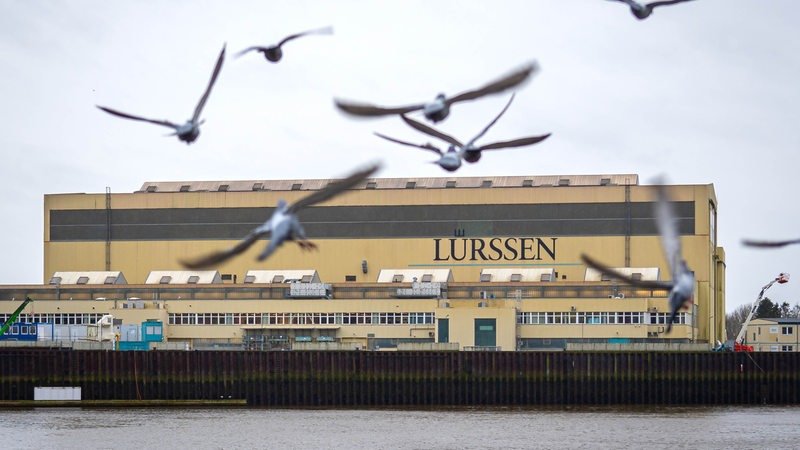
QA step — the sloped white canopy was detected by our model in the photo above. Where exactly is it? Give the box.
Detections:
[479,268,556,282]
[377,269,453,283]
[145,270,222,284]
[49,271,127,285]
[243,270,320,284]
[584,267,660,282]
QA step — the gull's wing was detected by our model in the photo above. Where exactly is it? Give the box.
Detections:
[277,26,334,47]
[235,46,267,58]
[181,227,271,269]
[648,0,694,7]
[288,163,381,213]
[465,94,515,148]
[742,238,800,248]
[478,134,551,150]
[192,44,226,123]
[96,105,180,130]
[447,62,537,105]
[400,114,463,148]
[581,254,673,290]
[374,132,443,155]
[652,180,683,280]
[334,98,425,117]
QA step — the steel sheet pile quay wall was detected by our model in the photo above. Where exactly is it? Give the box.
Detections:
[1,350,799,406]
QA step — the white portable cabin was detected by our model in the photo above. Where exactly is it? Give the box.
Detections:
[583,267,661,282]
[242,270,321,284]
[377,269,454,283]
[145,270,222,285]
[479,268,557,283]
[49,271,127,285]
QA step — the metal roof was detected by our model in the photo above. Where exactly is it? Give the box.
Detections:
[136,174,639,193]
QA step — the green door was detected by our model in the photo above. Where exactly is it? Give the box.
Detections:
[438,318,449,343]
[474,318,496,347]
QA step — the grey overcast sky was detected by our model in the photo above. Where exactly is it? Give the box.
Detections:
[1,1,798,313]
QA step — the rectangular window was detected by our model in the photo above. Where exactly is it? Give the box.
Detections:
[782,326,794,335]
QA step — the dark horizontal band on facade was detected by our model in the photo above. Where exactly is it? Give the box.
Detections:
[49,202,695,241]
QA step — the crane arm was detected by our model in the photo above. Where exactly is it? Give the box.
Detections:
[735,273,789,345]
[0,297,33,336]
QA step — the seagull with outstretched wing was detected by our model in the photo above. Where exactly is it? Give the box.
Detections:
[335,62,537,123]
[742,238,800,248]
[181,163,381,269]
[97,44,226,144]
[373,132,462,172]
[607,0,696,20]
[236,26,333,62]
[581,180,694,333]
[399,94,550,164]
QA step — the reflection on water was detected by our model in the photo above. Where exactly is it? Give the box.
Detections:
[1,405,799,449]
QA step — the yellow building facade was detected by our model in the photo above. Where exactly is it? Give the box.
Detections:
[1,174,726,350]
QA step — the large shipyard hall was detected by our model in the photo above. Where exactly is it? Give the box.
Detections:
[2,173,725,351]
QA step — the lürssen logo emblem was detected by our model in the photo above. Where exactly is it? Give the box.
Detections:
[433,238,557,261]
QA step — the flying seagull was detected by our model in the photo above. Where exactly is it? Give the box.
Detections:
[334,61,537,123]
[398,93,550,164]
[181,163,381,269]
[236,26,333,62]
[581,180,694,333]
[373,132,463,172]
[97,44,226,144]
[742,238,800,248]
[607,0,696,20]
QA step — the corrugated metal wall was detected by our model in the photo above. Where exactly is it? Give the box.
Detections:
[1,350,797,406]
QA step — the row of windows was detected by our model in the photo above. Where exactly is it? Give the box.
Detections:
[2,324,37,335]
[517,312,688,326]
[168,312,435,326]
[1,313,105,326]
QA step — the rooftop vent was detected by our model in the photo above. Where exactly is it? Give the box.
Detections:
[187,275,200,284]
[481,180,492,188]
[76,276,89,285]
[218,184,229,192]
[145,185,157,193]
[445,180,457,188]
[104,276,116,285]
[366,181,377,190]
[405,181,416,189]
[159,276,172,284]
[510,273,522,282]
[522,179,534,187]
[540,273,552,282]
[180,185,191,192]
[600,178,611,186]
[271,275,285,283]
[49,276,62,285]
[252,182,263,191]
[420,274,433,283]
[392,274,404,283]
[480,273,492,282]
[243,275,256,284]
[558,179,570,186]
[291,183,302,191]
